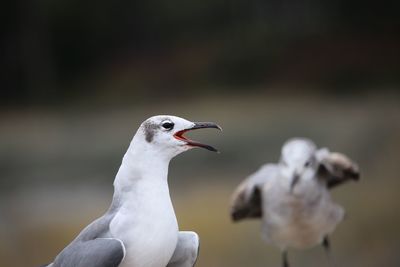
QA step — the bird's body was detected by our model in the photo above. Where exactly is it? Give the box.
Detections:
[259,164,344,250]
[109,143,179,267]
[44,115,221,267]
[110,167,178,267]
[231,138,359,267]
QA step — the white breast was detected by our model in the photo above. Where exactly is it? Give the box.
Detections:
[261,177,344,250]
[110,180,178,267]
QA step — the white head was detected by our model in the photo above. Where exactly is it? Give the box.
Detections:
[280,138,318,187]
[131,115,222,160]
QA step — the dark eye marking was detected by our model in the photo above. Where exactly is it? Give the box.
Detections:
[143,121,157,142]
[304,161,311,167]
[162,121,174,130]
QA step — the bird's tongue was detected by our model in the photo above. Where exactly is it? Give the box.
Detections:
[174,129,219,152]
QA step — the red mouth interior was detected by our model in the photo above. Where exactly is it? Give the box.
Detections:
[173,128,218,152]
[173,129,192,143]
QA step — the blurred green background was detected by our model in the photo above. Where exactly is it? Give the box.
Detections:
[2,1,400,267]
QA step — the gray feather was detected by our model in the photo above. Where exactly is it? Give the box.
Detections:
[52,238,124,267]
[49,198,125,267]
[230,164,278,221]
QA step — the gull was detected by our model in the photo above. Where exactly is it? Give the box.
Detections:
[42,115,221,267]
[230,138,359,267]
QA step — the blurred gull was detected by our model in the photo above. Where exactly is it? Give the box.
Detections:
[42,115,221,267]
[230,138,359,267]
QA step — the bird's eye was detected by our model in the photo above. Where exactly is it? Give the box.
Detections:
[162,121,174,130]
[304,161,311,167]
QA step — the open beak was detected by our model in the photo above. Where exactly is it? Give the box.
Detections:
[174,122,222,152]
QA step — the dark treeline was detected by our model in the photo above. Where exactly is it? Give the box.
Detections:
[3,0,400,105]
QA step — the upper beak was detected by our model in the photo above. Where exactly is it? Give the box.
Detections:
[174,122,222,152]
[190,122,222,131]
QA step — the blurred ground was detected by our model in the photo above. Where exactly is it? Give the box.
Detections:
[1,91,399,267]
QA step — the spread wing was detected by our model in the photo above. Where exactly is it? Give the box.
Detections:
[51,238,125,267]
[316,148,360,189]
[167,231,199,267]
[230,164,278,221]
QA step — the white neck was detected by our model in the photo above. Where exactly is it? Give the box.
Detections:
[111,131,173,208]
[278,166,292,187]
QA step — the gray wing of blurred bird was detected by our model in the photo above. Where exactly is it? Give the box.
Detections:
[316,148,360,189]
[230,164,279,221]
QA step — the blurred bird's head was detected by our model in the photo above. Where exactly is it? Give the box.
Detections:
[134,115,222,159]
[280,138,318,184]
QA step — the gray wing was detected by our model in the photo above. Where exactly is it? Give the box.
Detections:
[51,238,125,267]
[316,148,360,189]
[48,211,125,267]
[230,164,278,221]
[167,231,199,267]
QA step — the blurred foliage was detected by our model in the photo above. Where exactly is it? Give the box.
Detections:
[2,0,400,106]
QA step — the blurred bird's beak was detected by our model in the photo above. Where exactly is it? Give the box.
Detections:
[174,122,222,152]
[290,173,300,192]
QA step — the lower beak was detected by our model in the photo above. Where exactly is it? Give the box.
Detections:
[174,122,222,152]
